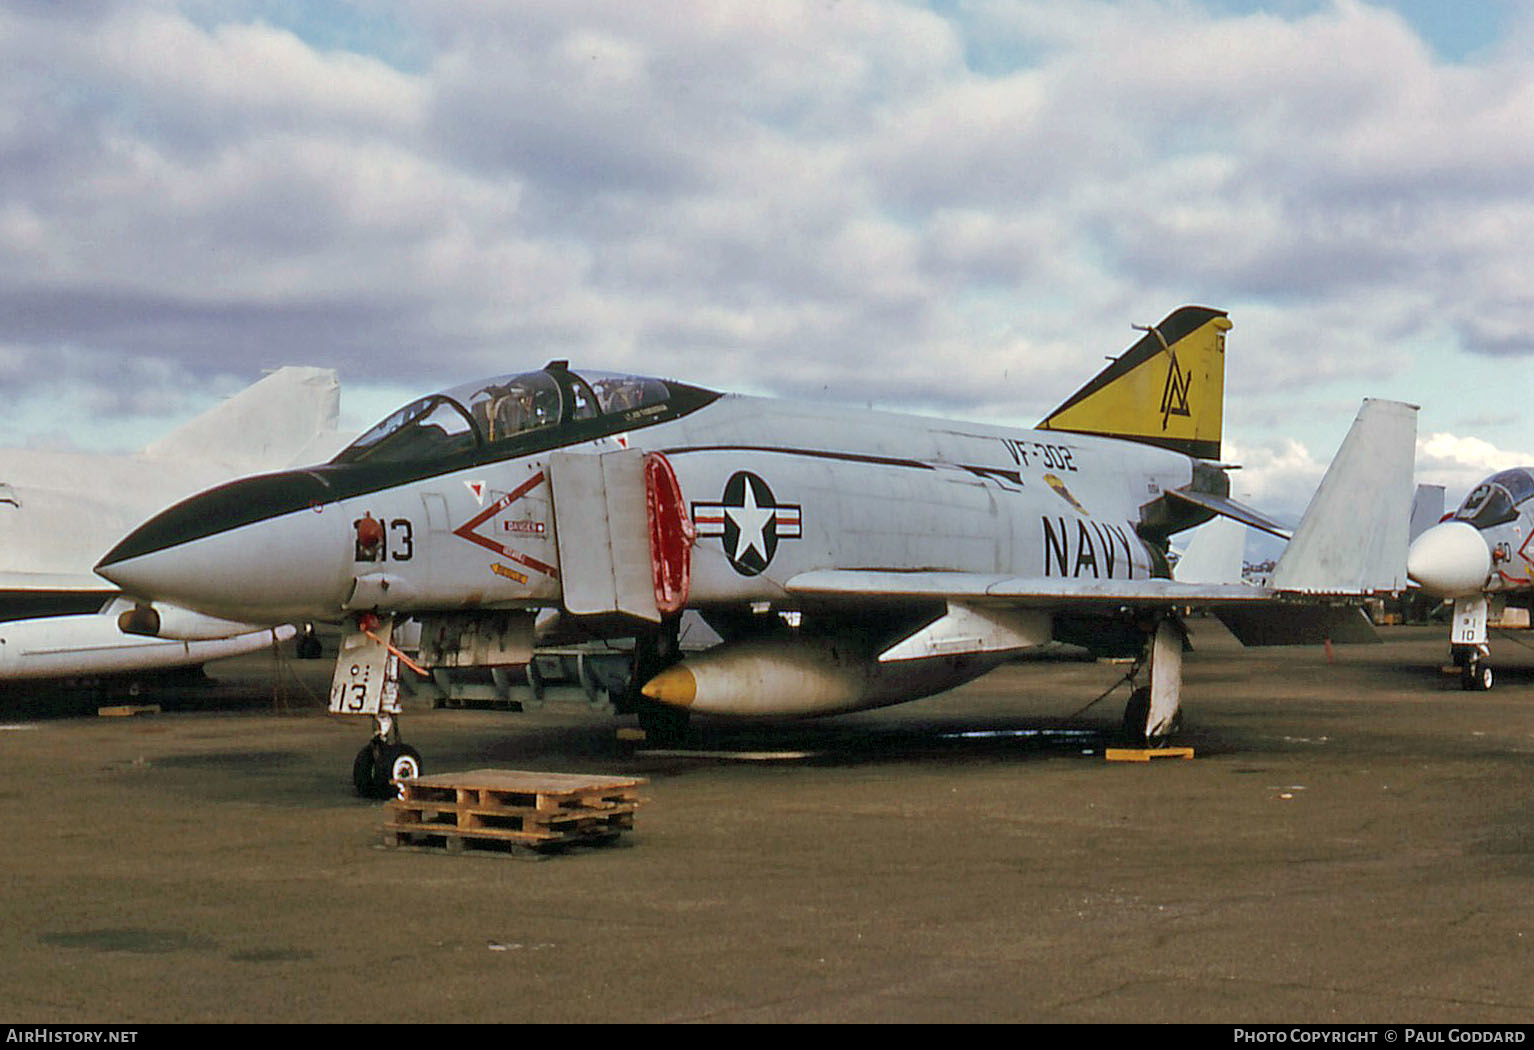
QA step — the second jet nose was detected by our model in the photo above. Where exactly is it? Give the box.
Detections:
[95,470,353,624]
[1406,520,1491,599]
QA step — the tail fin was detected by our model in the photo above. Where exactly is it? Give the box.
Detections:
[140,366,341,474]
[1039,305,1230,459]
[1409,483,1445,543]
[1172,516,1248,585]
[1269,398,1419,595]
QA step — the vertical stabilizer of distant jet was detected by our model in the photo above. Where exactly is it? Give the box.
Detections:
[1039,305,1229,460]
[1270,398,1419,594]
[1409,484,1446,544]
[141,366,342,473]
[1173,516,1249,586]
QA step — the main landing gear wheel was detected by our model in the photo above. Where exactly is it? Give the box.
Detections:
[295,626,324,660]
[1122,687,1151,746]
[1120,686,1182,748]
[635,700,691,746]
[352,740,423,799]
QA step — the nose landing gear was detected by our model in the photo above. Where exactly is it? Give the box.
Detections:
[1454,645,1494,691]
[330,614,426,798]
[351,714,423,799]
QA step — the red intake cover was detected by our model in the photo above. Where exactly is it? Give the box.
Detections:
[644,452,692,616]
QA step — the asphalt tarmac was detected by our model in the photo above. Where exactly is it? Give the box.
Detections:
[2,624,1532,1024]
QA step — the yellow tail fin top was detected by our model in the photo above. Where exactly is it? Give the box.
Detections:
[1038,306,1229,460]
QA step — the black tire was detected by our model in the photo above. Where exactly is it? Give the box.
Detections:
[636,700,691,746]
[1121,686,1151,746]
[352,742,383,799]
[1462,662,1494,691]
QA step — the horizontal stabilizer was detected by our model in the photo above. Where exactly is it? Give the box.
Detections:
[1269,399,1418,594]
[1166,488,1290,540]
[1216,604,1378,646]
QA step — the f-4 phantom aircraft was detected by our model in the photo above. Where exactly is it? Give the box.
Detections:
[1407,468,1534,689]
[96,308,1416,795]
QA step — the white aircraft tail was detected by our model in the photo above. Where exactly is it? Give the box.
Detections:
[1409,483,1446,543]
[1269,398,1418,594]
[1172,516,1248,585]
[141,366,342,474]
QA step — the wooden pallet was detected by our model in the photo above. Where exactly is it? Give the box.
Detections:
[381,769,646,857]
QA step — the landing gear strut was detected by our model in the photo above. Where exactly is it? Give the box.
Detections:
[330,614,426,798]
[1122,617,1185,747]
[624,619,690,745]
[1450,596,1493,691]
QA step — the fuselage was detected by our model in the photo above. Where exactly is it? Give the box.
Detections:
[1407,467,1534,601]
[97,364,1209,627]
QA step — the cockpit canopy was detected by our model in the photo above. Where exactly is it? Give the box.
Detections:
[1453,468,1534,530]
[332,362,704,466]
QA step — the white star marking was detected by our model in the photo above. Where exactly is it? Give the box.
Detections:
[725,483,775,563]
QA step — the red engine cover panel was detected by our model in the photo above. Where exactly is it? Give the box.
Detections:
[644,452,693,616]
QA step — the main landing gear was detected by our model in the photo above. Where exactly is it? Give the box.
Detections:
[1121,617,1186,747]
[622,620,691,746]
[295,623,324,660]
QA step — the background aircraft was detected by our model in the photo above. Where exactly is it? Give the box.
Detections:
[1407,468,1534,689]
[96,308,1416,796]
[0,367,346,682]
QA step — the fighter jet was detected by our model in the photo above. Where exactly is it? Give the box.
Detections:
[1406,468,1534,689]
[95,307,1417,795]
[0,367,345,681]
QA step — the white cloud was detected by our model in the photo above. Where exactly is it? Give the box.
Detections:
[0,0,1528,468]
[1417,432,1534,502]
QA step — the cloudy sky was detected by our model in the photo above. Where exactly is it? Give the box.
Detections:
[2,0,1530,519]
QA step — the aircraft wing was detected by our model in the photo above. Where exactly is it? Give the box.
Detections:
[0,564,115,598]
[786,569,1269,607]
[0,570,116,594]
[786,569,1377,649]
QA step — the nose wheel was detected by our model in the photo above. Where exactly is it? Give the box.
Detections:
[352,716,424,798]
[1456,648,1494,691]
[1451,642,1494,691]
